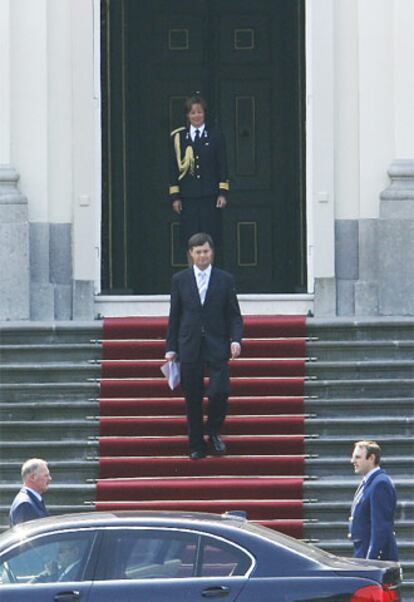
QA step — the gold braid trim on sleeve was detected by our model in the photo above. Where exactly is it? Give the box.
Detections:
[173,131,194,181]
[219,181,230,191]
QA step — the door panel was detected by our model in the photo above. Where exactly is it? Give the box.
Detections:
[88,577,247,602]
[220,81,272,191]
[0,583,93,602]
[101,0,306,294]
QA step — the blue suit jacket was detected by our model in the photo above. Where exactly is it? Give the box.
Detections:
[348,468,398,561]
[9,487,49,526]
[166,267,243,363]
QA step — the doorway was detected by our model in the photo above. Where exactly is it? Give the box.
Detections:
[101,0,306,294]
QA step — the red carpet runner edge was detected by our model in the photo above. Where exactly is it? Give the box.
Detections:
[96,315,306,537]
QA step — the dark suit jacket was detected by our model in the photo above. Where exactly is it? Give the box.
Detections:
[166,267,243,363]
[348,468,398,560]
[9,487,49,526]
[169,125,229,201]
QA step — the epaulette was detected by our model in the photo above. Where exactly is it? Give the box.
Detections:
[170,127,186,137]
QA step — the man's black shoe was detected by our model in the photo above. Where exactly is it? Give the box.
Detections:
[189,450,206,460]
[209,434,226,455]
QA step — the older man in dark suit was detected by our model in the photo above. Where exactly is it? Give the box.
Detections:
[166,232,243,460]
[348,440,398,561]
[9,458,51,526]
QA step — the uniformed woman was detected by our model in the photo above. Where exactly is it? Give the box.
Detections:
[169,94,229,248]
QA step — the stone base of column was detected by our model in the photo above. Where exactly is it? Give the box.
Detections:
[313,277,336,317]
[333,160,414,317]
[379,159,414,316]
[0,167,30,320]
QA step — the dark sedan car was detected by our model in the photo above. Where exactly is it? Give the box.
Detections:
[0,511,402,601]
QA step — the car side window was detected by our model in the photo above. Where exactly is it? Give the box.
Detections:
[101,529,198,580]
[199,536,252,577]
[0,532,95,585]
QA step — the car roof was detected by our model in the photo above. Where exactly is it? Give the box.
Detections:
[0,511,329,562]
[2,510,249,540]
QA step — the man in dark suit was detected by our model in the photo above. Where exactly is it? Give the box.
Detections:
[348,440,398,560]
[31,541,82,583]
[9,458,51,526]
[56,542,82,582]
[166,232,243,460]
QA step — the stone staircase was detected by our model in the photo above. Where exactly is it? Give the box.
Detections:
[304,318,414,601]
[0,317,413,599]
[0,322,101,525]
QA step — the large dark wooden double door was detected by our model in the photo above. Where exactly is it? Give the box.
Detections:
[101,0,306,294]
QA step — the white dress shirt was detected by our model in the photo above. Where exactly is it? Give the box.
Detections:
[190,124,205,141]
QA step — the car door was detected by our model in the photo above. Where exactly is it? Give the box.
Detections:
[0,529,98,602]
[88,527,252,601]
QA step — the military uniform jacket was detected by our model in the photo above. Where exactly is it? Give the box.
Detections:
[169,125,229,202]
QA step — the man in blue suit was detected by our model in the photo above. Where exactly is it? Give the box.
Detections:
[348,440,398,561]
[166,232,243,460]
[9,458,51,526]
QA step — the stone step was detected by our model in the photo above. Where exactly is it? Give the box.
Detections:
[306,416,414,437]
[306,456,414,479]
[1,398,409,421]
[304,478,414,501]
[0,382,99,401]
[304,501,414,522]
[306,378,414,398]
[0,460,99,483]
[0,439,98,461]
[400,580,414,602]
[304,397,414,417]
[305,435,414,456]
[307,360,414,380]
[304,519,414,541]
[0,420,98,441]
[307,317,414,341]
[0,322,101,344]
[307,340,414,361]
[2,379,409,401]
[0,483,95,507]
[0,343,102,363]
[0,401,98,420]
[0,363,100,383]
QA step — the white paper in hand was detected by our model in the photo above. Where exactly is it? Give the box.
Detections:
[160,360,180,390]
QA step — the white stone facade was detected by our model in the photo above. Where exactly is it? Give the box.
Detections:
[0,0,413,319]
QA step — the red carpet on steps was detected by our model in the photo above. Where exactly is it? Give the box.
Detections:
[97,315,306,538]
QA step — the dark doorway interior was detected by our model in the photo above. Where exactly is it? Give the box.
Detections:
[101,0,306,294]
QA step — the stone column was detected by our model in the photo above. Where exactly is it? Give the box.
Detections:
[378,159,414,315]
[0,168,30,319]
[0,1,30,320]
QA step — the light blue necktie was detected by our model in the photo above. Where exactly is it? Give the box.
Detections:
[198,271,208,304]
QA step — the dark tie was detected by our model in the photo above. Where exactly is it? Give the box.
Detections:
[194,129,202,149]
